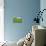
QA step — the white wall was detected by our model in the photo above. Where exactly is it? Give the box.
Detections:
[0,0,4,42]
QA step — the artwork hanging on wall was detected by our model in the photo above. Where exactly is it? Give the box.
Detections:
[13,16,23,23]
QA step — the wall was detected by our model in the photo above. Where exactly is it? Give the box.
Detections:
[4,0,40,42]
[0,0,4,42]
[40,0,46,26]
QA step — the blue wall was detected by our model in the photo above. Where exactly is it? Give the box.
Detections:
[4,0,40,42]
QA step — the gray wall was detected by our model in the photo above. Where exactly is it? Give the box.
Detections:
[40,0,46,26]
[4,0,40,42]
